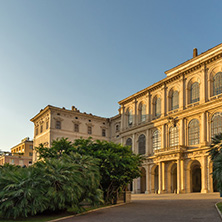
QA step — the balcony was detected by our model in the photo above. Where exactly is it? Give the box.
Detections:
[154,145,187,155]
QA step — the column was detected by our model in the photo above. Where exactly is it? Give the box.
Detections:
[201,155,208,193]
[179,118,184,146]
[120,106,125,131]
[133,99,138,126]
[162,162,166,192]
[158,162,162,194]
[177,159,181,194]
[181,159,185,192]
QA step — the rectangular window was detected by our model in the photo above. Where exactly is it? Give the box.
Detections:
[46,121,49,130]
[102,129,106,137]
[35,127,38,136]
[29,152,33,157]
[10,159,14,164]
[88,126,92,135]
[74,124,79,132]
[29,145,33,150]
[40,125,43,133]
[56,121,61,129]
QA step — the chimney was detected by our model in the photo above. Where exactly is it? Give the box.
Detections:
[193,48,198,58]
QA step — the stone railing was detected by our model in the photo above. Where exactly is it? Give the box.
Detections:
[154,145,187,155]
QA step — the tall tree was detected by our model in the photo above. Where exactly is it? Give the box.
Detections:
[208,133,222,194]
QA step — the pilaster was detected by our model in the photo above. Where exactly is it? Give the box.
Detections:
[162,162,166,192]
[120,105,125,131]
[133,99,138,126]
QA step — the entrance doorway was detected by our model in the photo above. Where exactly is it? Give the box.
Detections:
[191,161,201,192]
[171,163,177,193]
[154,166,159,193]
[140,167,146,193]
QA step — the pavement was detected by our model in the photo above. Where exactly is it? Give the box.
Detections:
[53,193,222,222]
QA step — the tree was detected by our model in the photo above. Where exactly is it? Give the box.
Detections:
[36,137,144,203]
[208,133,222,194]
[0,164,48,218]
[72,139,144,203]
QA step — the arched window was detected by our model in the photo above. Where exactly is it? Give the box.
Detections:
[188,119,200,145]
[138,134,146,154]
[190,82,200,104]
[154,97,161,117]
[211,112,222,137]
[213,72,222,96]
[127,109,133,126]
[139,103,146,122]
[126,138,132,150]
[169,126,179,147]
[171,91,179,110]
[153,130,161,150]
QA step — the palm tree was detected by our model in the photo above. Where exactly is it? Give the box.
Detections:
[209,133,222,196]
[0,165,48,218]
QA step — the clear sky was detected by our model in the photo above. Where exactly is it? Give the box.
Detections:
[0,0,222,151]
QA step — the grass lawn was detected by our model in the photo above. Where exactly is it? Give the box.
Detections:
[0,205,109,222]
[216,202,222,213]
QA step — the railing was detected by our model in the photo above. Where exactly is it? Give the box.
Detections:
[154,145,187,154]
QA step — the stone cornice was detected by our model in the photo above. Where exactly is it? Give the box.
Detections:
[30,105,109,123]
[118,43,222,106]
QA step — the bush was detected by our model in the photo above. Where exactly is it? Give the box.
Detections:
[0,153,103,219]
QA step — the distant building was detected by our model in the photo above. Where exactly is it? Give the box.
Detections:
[31,43,222,194]
[30,105,121,162]
[0,137,33,166]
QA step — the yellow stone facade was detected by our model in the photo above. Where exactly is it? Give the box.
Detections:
[31,43,222,194]
[0,137,33,166]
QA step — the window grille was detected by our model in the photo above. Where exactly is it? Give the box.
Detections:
[169,126,179,147]
[126,138,132,150]
[56,121,61,129]
[188,119,200,145]
[190,82,200,104]
[171,91,179,110]
[138,134,146,154]
[128,110,133,126]
[211,112,222,137]
[155,98,161,117]
[153,130,161,150]
[213,72,222,96]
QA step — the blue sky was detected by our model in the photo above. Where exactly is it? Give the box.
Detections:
[0,0,221,151]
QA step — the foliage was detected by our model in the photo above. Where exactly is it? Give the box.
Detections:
[208,133,222,161]
[36,137,143,203]
[73,139,144,203]
[0,164,48,219]
[0,152,103,219]
[208,133,222,193]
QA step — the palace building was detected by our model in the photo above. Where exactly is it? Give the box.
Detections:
[31,43,222,194]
